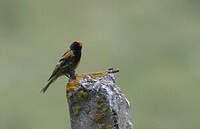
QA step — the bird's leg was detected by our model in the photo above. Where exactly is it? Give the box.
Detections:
[65,74,70,78]
[69,70,76,80]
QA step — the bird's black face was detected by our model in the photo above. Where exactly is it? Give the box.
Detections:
[70,41,82,50]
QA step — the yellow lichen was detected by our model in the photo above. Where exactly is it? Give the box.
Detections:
[66,71,107,92]
[85,107,90,114]
[75,74,84,80]
[88,72,107,79]
[66,80,79,92]
[92,113,105,122]
[74,104,82,116]
[96,97,104,109]
[102,107,109,112]
[100,124,112,129]
[77,90,88,101]
[100,124,106,129]
[106,125,112,129]
[97,97,103,104]
[96,103,104,109]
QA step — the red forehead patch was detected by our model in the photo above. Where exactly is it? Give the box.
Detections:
[75,41,82,44]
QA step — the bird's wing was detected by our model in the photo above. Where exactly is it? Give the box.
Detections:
[47,49,73,81]
[60,49,73,61]
[61,48,70,57]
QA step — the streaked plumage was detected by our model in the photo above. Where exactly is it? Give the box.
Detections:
[41,41,82,93]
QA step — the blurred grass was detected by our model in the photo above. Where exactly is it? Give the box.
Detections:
[0,0,200,129]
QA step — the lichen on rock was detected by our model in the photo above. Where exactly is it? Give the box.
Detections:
[66,69,133,129]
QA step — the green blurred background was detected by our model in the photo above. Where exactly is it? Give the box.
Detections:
[0,0,199,129]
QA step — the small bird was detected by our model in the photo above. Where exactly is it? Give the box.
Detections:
[41,41,83,93]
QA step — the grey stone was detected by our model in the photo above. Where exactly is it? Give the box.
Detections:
[67,69,133,129]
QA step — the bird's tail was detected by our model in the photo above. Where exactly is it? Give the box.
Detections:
[40,75,58,93]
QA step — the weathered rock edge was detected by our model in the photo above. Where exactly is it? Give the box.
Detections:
[66,68,133,129]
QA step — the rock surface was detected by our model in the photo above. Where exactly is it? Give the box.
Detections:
[66,69,133,129]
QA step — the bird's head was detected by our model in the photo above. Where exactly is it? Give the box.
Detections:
[70,41,82,50]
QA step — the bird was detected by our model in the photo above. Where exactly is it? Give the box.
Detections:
[41,41,83,93]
